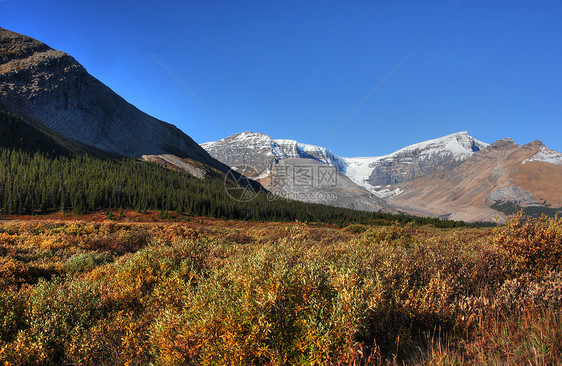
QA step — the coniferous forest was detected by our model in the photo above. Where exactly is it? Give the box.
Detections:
[0,108,559,366]
[1,12,561,364]
[0,108,466,227]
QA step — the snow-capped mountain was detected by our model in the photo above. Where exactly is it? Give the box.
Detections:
[386,139,562,222]
[343,131,489,195]
[523,144,562,166]
[202,131,488,198]
[201,132,389,212]
[201,132,347,175]
[273,139,348,172]
[202,131,562,222]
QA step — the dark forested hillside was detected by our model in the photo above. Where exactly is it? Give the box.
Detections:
[0,108,465,227]
[0,109,72,157]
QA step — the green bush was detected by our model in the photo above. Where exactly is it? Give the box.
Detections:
[344,223,369,234]
[65,252,113,274]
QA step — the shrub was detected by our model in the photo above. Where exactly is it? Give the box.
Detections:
[344,223,369,234]
[361,222,414,247]
[0,289,25,343]
[225,231,254,244]
[65,252,113,274]
[1,279,103,364]
[0,219,559,364]
[494,213,562,273]
[0,256,31,288]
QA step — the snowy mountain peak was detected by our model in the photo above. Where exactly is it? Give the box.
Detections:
[384,131,489,161]
[342,132,488,191]
[201,131,490,197]
[201,131,347,172]
[205,131,268,144]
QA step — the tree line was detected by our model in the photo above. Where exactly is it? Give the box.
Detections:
[0,108,469,227]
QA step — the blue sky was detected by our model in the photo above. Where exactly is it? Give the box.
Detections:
[2,0,561,156]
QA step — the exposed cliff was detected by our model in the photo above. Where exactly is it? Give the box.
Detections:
[0,27,224,171]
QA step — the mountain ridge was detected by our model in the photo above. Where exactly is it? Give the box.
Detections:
[201,131,389,212]
[387,138,562,221]
[202,130,489,192]
[0,27,227,173]
[202,131,562,222]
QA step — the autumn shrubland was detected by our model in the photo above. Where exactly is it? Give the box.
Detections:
[0,213,560,365]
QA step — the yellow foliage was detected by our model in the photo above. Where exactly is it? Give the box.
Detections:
[0,217,560,364]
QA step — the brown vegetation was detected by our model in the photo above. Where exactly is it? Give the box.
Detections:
[0,215,560,365]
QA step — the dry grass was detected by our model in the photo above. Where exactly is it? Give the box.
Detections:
[0,216,560,365]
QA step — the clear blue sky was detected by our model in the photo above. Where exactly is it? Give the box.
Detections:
[2,0,561,156]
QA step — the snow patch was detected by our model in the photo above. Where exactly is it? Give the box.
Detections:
[523,145,562,166]
[342,131,488,187]
[343,157,382,186]
[202,131,490,197]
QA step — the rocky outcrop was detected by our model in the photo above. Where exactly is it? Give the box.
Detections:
[140,154,208,179]
[343,131,489,190]
[386,139,562,222]
[0,27,225,172]
[202,132,389,212]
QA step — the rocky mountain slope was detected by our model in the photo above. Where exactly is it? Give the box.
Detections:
[204,132,561,222]
[0,27,227,174]
[385,138,562,222]
[0,105,117,158]
[202,132,389,212]
[264,158,389,212]
[343,131,489,195]
[201,132,347,175]
[203,131,488,196]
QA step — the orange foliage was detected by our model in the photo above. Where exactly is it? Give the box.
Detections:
[495,212,562,273]
[0,216,560,364]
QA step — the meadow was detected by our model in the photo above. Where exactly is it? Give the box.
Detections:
[0,212,560,365]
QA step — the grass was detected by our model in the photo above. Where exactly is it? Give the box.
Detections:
[0,214,560,365]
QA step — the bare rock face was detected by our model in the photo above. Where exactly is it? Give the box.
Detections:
[202,132,389,212]
[141,154,208,179]
[343,132,489,190]
[386,138,562,222]
[267,159,390,212]
[0,27,222,170]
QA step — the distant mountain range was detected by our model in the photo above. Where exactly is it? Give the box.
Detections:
[387,138,562,222]
[201,132,390,212]
[2,26,560,223]
[202,132,562,222]
[343,131,489,195]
